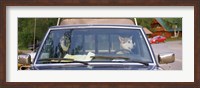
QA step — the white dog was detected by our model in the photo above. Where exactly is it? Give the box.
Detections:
[117,36,135,54]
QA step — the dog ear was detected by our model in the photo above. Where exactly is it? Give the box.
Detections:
[129,36,133,39]
[118,36,124,43]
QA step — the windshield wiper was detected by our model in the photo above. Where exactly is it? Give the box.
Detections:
[91,56,149,66]
[127,60,149,66]
[38,58,89,65]
[91,56,130,60]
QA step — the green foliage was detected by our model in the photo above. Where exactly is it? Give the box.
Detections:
[18,18,57,49]
[132,18,182,32]
[133,18,154,32]
[162,18,182,29]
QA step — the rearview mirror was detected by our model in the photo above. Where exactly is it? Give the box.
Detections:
[158,52,175,64]
[18,54,32,65]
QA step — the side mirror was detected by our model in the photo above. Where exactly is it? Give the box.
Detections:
[158,52,175,64]
[18,54,32,65]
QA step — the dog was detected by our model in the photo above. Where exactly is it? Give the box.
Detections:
[116,36,136,54]
[60,35,70,52]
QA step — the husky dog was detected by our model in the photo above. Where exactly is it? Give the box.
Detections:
[117,36,136,54]
[60,35,70,52]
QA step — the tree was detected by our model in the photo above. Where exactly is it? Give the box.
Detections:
[133,18,182,38]
[18,18,34,49]
[133,18,154,32]
[18,18,57,50]
[162,18,182,37]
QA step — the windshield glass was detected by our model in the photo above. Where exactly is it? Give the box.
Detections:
[36,28,153,64]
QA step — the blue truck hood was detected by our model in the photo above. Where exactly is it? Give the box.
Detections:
[31,64,159,70]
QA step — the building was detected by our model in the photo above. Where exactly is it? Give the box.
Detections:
[150,18,182,38]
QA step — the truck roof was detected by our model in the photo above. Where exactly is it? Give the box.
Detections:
[59,19,135,25]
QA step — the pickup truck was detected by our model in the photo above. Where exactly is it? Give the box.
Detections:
[18,19,175,70]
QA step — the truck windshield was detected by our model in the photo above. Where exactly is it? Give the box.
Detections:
[36,28,153,64]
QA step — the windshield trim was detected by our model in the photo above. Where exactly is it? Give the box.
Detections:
[49,26,141,31]
[50,24,140,28]
[33,29,51,65]
[140,28,157,65]
[33,26,157,65]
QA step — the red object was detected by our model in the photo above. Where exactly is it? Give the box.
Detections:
[149,35,166,44]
